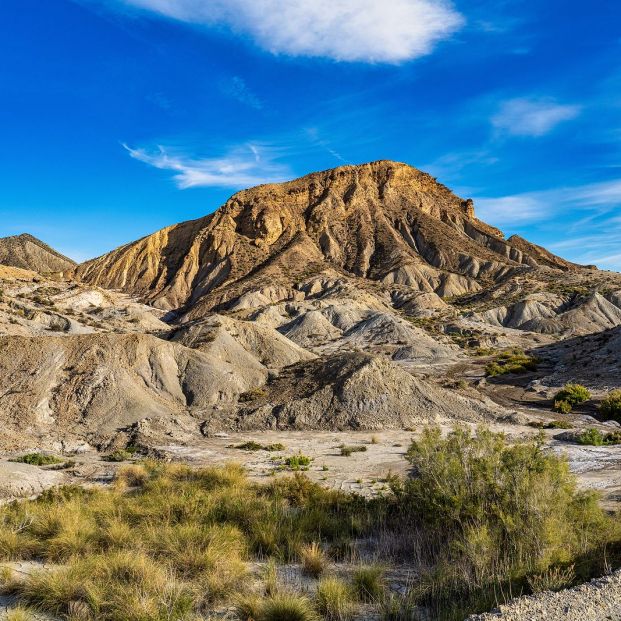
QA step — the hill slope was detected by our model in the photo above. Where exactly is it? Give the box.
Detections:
[74,160,579,316]
[0,233,76,273]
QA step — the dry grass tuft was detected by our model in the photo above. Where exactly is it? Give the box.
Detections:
[300,542,326,578]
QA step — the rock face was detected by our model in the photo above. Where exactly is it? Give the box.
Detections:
[0,233,76,273]
[74,161,578,316]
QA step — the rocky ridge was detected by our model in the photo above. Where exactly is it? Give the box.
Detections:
[0,233,75,273]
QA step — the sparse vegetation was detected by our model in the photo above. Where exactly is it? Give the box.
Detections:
[0,430,618,621]
[600,390,621,422]
[485,349,540,377]
[529,419,574,430]
[352,565,385,602]
[339,445,367,457]
[102,449,133,462]
[300,542,326,578]
[283,454,312,470]
[239,387,268,402]
[234,441,286,452]
[553,399,573,414]
[554,383,591,407]
[9,453,63,466]
[316,576,355,620]
[577,428,621,446]
[527,564,576,593]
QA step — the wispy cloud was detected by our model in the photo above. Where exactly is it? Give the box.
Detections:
[492,97,581,137]
[123,143,291,189]
[112,0,464,63]
[220,76,263,110]
[474,179,621,227]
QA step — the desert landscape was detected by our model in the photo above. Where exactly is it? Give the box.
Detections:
[1,161,621,619]
[3,0,621,617]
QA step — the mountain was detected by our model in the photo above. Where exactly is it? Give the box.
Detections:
[0,233,76,273]
[74,160,580,317]
[1,161,621,451]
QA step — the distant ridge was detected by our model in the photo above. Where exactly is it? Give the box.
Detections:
[0,233,76,273]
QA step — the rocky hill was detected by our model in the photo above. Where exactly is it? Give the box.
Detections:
[0,161,620,450]
[0,233,76,273]
[74,161,579,316]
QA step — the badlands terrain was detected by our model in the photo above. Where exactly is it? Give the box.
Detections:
[1,160,621,620]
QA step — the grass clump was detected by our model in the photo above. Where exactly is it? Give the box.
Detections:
[284,454,312,471]
[553,399,573,414]
[600,390,621,422]
[10,453,63,467]
[316,576,355,620]
[18,551,194,621]
[339,445,367,457]
[5,607,37,621]
[300,542,326,578]
[527,564,575,593]
[554,383,591,407]
[259,593,319,621]
[485,349,540,377]
[235,441,286,452]
[577,428,621,446]
[352,565,385,602]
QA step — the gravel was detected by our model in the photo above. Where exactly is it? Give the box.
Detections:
[467,571,621,620]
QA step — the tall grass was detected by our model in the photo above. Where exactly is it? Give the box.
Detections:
[0,429,617,621]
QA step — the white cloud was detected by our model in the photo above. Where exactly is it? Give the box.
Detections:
[115,0,464,63]
[123,143,291,189]
[492,97,581,137]
[474,179,621,227]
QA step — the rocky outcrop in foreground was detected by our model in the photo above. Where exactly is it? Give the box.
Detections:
[467,571,621,621]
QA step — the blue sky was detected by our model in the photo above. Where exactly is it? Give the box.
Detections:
[1,1,620,268]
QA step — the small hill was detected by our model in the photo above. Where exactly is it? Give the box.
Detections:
[0,233,76,273]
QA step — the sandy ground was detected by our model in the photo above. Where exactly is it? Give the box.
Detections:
[4,421,621,506]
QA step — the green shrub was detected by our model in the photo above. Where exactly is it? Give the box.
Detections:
[529,420,574,430]
[554,384,591,407]
[284,454,312,471]
[316,577,355,620]
[401,426,611,617]
[577,428,621,446]
[553,399,573,414]
[10,453,63,467]
[600,390,621,422]
[235,441,286,452]
[339,445,367,457]
[239,387,268,403]
[103,449,133,462]
[485,349,539,377]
